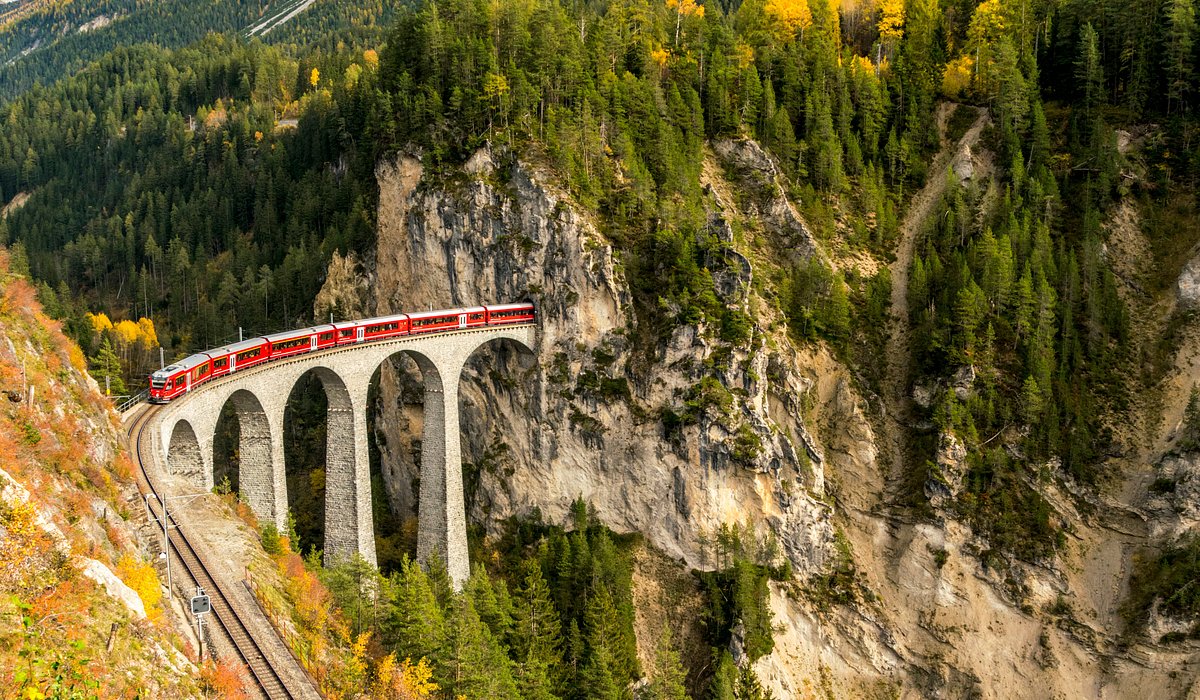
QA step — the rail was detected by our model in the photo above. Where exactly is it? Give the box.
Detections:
[127,406,313,700]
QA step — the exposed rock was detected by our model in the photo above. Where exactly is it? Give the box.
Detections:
[953,143,976,181]
[952,365,976,400]
[1177,251,1200,308]
[1147,452,1200,538]
[313,250,370,320]
[80,558,147,620]
[925,432,967,509]
[710,138,823,264]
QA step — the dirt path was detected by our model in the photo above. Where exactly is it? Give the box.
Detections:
[880,105,990,495]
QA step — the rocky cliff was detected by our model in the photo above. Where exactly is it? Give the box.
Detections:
[354,140,1200,698]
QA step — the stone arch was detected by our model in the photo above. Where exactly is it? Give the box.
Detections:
[283,365,371,563]
[216,389,277,527]
[166,419,204,486]
[370,346,471,578]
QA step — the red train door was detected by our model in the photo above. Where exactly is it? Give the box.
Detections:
[458,313,467,329]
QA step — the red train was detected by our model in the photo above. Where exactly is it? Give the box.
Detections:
[148,303,535,403]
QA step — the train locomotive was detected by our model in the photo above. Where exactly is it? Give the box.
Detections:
[147,302,535,403]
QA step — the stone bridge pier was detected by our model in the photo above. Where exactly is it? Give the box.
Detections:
[151,325,536,589]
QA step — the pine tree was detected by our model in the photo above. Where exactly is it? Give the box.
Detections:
[646,626,691,700]
[1180,385,1200,451]
[709,651,737,700]
[1163,0,1196,114]
[89,338,126,396]
[464,564,514,642]
[381,558,445,663]
[511,560,564,689]
[438,596,520,699]
[1074,23,1105,145]
[734,663,776,699]
[577,642,622,700]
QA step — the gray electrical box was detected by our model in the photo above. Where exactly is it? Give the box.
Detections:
[190,591,211,615]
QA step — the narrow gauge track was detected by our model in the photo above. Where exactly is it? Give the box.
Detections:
[126,405,300,700]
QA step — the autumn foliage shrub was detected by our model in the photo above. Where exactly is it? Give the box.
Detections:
[198,658,249,700]
[116,553,163,622]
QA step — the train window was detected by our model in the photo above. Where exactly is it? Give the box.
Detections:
[319,332,333,341]
[274,337,310,352]
[339,329,354,338]
[237,347,261,362]
[194,364,209,379]
[470,313,484,320]
[214,358,228,369]
[174,376,184,387]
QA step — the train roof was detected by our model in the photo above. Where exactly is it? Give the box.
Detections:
[408,306,485,319]
[161,353,211,372]
[486,302,535,311]
[357,314,409,326]
[263,324,335,342]
[205,338,266,357]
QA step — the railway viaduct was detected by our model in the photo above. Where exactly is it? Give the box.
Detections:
[147,324,536,589]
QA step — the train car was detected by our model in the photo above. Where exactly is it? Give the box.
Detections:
[148,352,213,403]
[226,338,271,373]
[264,325,336,360]
[333,321,365,346]
[409,306,487,334]
[204,347,235,381]
[485,302,535,325]
[359,314,410,342]
[147,303,537,403]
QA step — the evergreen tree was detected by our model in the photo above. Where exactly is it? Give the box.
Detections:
[1074,23,1105,145]
[89,338,126,396]
[1180,385,1200,451]
[511,560,564,691]
[646,626,691,700]
[1163,0,1197,114]
[734,663,776,699]
[380,558,445,663]
[439,595,519,699]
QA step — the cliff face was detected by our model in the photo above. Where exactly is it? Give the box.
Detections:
[370,149,839,578]
[365,143,1200,697]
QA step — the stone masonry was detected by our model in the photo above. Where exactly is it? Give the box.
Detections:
[149,325,535,590]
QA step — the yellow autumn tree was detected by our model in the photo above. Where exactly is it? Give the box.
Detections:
[309,67,320,88]
[137,317,158,347]
[371,655,438,699]
[764,0,813,41]
[113,320,141,347]
[363,49,379,70]
[666,0,704,46]
[942,55,975,96]
[877,0,905,45]
[87,312,113,334]
[966,0,1005,76]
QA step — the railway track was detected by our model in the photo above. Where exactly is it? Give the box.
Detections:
[126,405,304,700]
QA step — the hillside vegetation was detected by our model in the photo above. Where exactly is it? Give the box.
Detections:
[0,248,237,697]
[2,0,1200,694]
